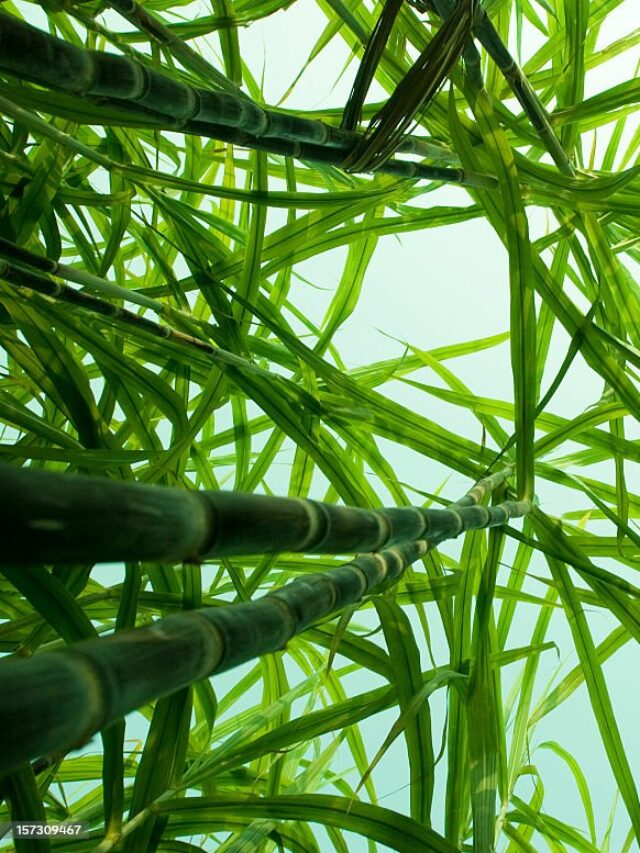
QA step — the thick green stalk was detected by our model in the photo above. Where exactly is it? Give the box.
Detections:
[0,540,426,775]
[0,463,529,565]
[0,470,527,775]
[0,13,495,189]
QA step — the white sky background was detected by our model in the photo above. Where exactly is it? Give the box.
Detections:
[6,0,640,850]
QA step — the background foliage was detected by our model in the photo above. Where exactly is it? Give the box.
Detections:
[0,0,639,849]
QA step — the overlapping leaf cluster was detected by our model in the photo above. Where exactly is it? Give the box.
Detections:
[0,0,639,849]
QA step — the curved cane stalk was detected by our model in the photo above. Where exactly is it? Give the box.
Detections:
[0,466,527,775]
[0,462,529,565]
[0,12,497,188]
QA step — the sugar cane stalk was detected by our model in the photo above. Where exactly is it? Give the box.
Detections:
[0,13,495,188]
[0,468,527,774]
[0,463,528,565]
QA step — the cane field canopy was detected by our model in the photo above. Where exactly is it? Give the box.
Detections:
[1,0,640,850]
